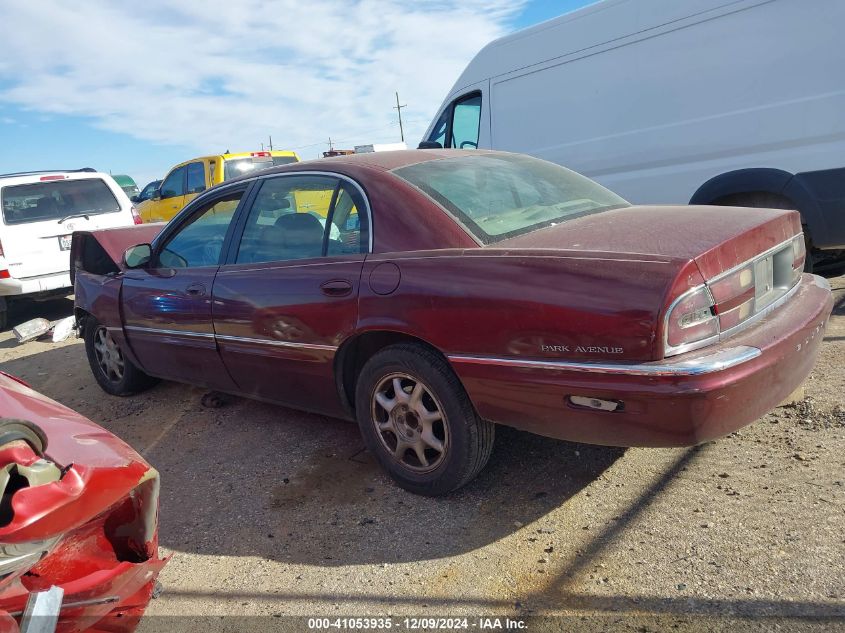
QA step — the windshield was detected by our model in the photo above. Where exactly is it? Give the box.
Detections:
[1,178,121,225]
[223,156,298,181]
[393,153,629,244]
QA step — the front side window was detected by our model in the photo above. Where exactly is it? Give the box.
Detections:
[1,178,121,225]
[186,162,206,194]
[393,154,628,244]
[449,93,481,149]
[157,190,243,268]
[426,107,450,147]
[160,166,186,199]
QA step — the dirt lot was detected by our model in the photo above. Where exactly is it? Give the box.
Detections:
[0,274,843,632]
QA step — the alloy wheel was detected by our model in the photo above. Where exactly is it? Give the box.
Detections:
[371,372,449,473]
[93,326,125,383]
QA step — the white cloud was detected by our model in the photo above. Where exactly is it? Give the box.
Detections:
[0,0,524,157]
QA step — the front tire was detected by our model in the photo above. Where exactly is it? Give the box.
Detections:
[84,317,157,396]
[355,343,494,496]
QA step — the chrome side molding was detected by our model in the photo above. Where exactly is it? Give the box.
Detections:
[448,345,762,376]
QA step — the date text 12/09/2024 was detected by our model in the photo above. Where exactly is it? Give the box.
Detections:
[307,617,528,630]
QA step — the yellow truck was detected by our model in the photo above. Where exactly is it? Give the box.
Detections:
[138,150,299,223]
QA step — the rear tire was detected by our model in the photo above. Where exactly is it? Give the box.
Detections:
[355,343,494,496]
[83,317,157,396]
[712,192,814,273]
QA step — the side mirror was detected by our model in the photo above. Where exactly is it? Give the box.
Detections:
[130,195,140,203]
[417,141,443,149]
[152,191,162,201]
[123,243,152,269]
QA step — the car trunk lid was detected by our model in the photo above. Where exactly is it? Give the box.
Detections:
[492,204,801,280]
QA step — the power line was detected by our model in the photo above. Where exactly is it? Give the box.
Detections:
[394,92,407,142]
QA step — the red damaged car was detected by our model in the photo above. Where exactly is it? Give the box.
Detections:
[71,150,832,495]
[0,371,164,630]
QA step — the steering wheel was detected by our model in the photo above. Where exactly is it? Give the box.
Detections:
[460,140,478,149]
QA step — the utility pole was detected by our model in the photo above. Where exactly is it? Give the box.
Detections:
[327,137,334,152]
[269,135,273,151]
[394,92,407,142]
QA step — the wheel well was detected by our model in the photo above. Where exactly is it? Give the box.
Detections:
[334,331,447,416]
[709,191,794,208]
[74,307,90,328]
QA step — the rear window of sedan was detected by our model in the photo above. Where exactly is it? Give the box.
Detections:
[393,153,629,244]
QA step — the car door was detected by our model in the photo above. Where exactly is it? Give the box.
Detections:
[211,173,370,417]
[141,165,187,223]
[121,184,249,389]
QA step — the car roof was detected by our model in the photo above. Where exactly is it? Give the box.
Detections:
[225,149,501,182]
[0,170,115,187]
[168,150,300,170]
[111,174,137,187]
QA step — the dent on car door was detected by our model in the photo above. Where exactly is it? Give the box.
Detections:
[121,186,248,389]
[212,174,370,417]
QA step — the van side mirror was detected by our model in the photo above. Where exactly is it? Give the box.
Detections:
[152,190,162,201]
[417,141,443,149]
[123,243,152,269]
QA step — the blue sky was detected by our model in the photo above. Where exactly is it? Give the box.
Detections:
[0,1,597,187]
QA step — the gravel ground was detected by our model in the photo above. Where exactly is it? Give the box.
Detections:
[0,272,843,632]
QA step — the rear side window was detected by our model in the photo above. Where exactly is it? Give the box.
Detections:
[186,162,206,194]
[1,178,121,225]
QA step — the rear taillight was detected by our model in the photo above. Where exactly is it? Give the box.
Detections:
[131,205,143,225]
[665,286,718,350]
[0,270,10,279]
[708,264,755,331]
[792,234,806,282]
[664,234,805,357]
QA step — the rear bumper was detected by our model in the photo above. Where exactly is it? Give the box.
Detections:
[0,272,72,298]
[450,274,833,447]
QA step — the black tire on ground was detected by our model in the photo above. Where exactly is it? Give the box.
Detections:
[355,343,494,496]
[713,192,814,273]
[83,316,158,396]
[0,311,6,332]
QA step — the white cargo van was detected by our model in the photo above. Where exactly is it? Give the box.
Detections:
[421,0,845,271]
[0,169,142,329]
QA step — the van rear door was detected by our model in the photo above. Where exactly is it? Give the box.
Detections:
[0,175,132,279]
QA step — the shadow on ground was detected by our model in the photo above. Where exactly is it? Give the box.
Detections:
[0,339,624,566]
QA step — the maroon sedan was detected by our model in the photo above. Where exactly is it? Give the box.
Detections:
[0,370,164,630]
[72,150,832,495]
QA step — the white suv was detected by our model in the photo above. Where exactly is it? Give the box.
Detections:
[0,168,142,329]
